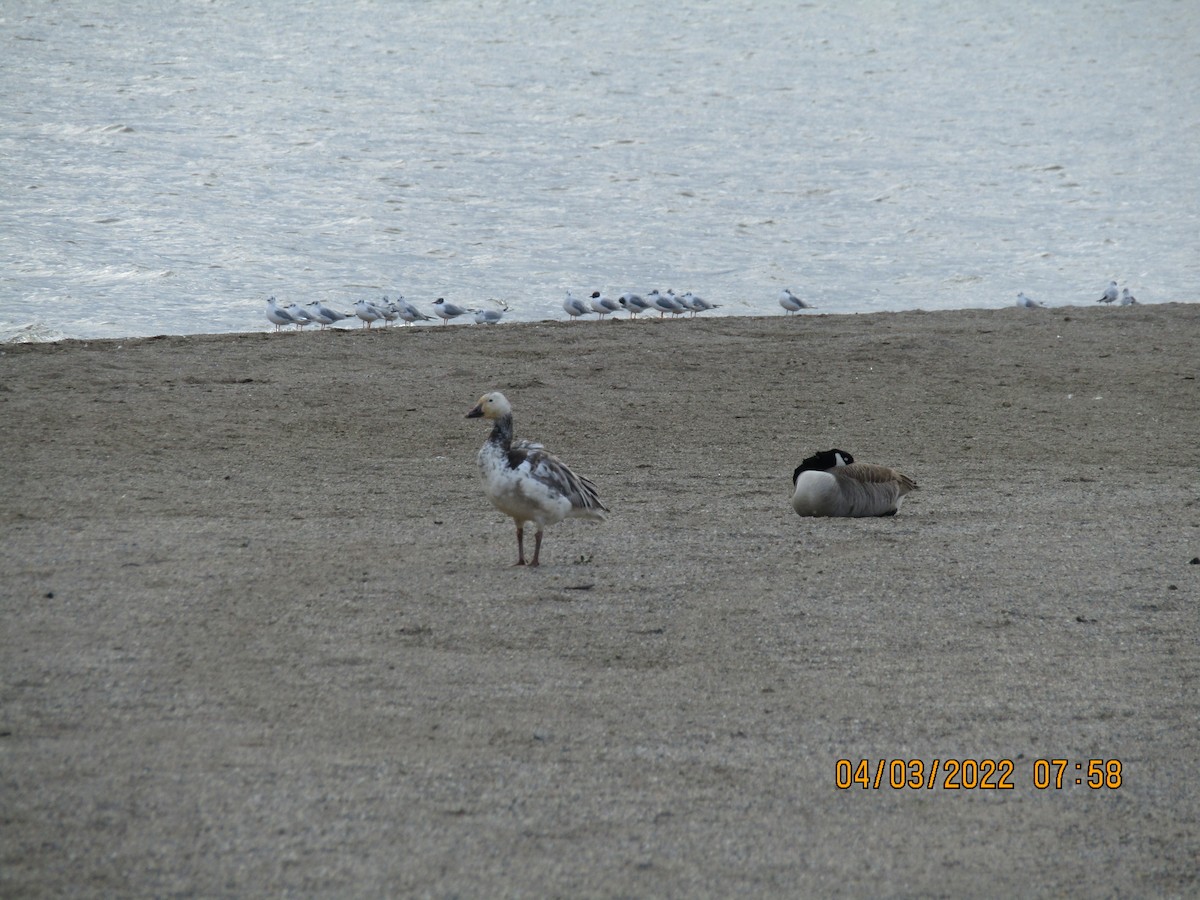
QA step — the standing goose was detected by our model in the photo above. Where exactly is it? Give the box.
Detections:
[791,449,918,518]
[467,392,608,566]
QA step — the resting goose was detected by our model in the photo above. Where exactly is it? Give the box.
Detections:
[791,449,918,518]
[467,392,609,566]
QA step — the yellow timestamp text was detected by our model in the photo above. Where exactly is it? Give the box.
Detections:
[835,758,1123,790]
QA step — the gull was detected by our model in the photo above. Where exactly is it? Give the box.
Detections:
[588,291,621,321]
[563,291,591,322]
[791,449,918,518]
[779,288,815,314]
[394,296,434,324]
[1098,281,1119,304]
[354,298,384,328]
[305,301,353,328]
[266,297,297,332]
[467,392,608,567]
[665,290,690,317]
[647,289,684,317]
[283,302,315,330]
[1119,288,1139,306]
[432,298,469,324]
[1016,292,1046,308]
[618,293,652,318]
[470,303,504,328]
[378,297,401,326]
[681,292,718,316]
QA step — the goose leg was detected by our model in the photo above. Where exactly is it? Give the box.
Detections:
[515,522,527,566]
[530,528,544,567]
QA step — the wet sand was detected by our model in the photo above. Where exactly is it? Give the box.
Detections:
[2,303,1198,895]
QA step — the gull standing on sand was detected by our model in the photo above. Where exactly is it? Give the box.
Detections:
[432,298,470,324]
[1098,281,1119,304]
[473,298,509,324]
[618,293,652,318]
[354,299,384,328]
[1016,292,1046,308]
[266,297,296,332]
[681,292,718,316]
[466,392,608,567]
[1120,288,1139,306]
[563,291,590,322]
[647,289,684,317]
[306,301,353,328]
[378,298,402,326]
[791,449,918,518]
[588,291,621,321]
[283,302,315,330]
[779,289,815,314]
[394,296,434,324]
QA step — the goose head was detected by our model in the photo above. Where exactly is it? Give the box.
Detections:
[466,391,512,420]
[792,448,854,484]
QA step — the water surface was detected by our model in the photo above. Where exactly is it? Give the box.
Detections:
[2,1,1197,339]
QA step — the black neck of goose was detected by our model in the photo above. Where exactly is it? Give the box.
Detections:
[489,414,514,451]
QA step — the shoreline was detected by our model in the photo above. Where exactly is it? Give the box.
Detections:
[1,296,1189,345]
[2,302,1198,895]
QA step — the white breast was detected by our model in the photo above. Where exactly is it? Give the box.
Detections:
[791,471,843,517]
[478,443,574,526]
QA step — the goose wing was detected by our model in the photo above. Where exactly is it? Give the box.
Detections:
[506,443,608,517]
[841,463,918,493]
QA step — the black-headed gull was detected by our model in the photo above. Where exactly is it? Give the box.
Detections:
[283,302,315,330]
[618,293,652,318]
[306,301,353,328]
[394,296,434,324]
[563,291,590,322]
[1016,292,1046,308]
[266,297,296,332]
[647,289,684,317]
[378,298,401,326]
[779,288,815,314]
[1098,281,1119,304]
[354,299,384,328]
[473,301,507,325]
[681,292,718,316]
[588,291,621,321]
[432,298,469,324]
[1119,288,1139,306]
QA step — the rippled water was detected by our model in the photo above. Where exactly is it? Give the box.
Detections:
[2,0,1197,340]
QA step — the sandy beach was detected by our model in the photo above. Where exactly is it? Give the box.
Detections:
[2,304,1198,896]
